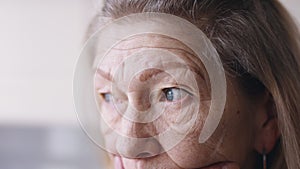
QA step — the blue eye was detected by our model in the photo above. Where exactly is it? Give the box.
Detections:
[100,93,112,102]
[162,88,186,102]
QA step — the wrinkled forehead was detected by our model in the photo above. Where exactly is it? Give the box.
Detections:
[97,33,206,75]
[108,34,194,51]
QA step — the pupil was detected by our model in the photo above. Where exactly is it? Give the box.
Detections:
[166,90,173,101]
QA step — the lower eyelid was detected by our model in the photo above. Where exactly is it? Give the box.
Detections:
[164,95,191,107]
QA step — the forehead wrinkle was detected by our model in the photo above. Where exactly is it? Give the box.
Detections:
[101,34,209,84]
[109,46,206,78]
[110,34,196,52]
[112,46,197,58]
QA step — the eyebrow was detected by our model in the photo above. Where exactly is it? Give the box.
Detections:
[96,69,113,81]
[96,62,205,83]
[96,68,164,82]
[138,69,163,82]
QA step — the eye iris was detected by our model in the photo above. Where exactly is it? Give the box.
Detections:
[103,93,112,102]
[166,89,174,101]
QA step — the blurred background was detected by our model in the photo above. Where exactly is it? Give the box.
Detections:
[0,0,298,169]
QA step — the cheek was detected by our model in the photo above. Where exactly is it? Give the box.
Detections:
[163,87,256,168]
[165,137,225,168]
[206,81,256,166]
[161,101,221,168]
[214,107,255,165]
[100,102,120,122]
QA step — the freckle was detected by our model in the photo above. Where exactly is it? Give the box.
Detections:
[237,110,240,115]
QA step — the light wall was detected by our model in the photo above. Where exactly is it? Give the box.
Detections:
[0,0,96,126]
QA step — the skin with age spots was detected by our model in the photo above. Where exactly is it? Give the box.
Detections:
[95,34,264,169]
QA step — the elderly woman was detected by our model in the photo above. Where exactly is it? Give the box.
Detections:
[78,0,300,169]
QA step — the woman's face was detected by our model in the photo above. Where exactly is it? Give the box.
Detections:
[95,34,261,169]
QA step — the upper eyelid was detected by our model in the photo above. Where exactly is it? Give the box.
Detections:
[96,86,111,93]
[160,87,189,96]
[160,85,195,97]
[179,87,193,96]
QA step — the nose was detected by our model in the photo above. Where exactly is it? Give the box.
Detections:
[116,134,162,158]
[127,90,151,112]
[115,117,162,158]
[115,83,163,158]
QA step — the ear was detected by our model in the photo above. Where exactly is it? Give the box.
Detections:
[254,93,281,154]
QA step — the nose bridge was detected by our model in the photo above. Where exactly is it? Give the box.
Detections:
[127,90,151,112]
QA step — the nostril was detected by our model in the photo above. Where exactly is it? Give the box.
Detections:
[116,137,162,159]
[136,152,152,158]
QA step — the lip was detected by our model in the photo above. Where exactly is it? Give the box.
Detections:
[113,155,232,169]
[199,161,233,169]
